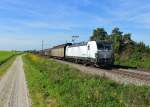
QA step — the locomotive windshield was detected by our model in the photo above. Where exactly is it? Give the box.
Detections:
[104,44,112,50]
[97,42,112,50]
[97,43,104,50]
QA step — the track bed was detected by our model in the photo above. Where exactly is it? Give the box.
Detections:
[55,59,150,86]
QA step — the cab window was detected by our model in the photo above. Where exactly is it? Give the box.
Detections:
[97,43,104,50]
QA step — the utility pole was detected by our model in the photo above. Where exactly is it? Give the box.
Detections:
[42,40,44,54]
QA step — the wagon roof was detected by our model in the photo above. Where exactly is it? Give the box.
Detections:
[52,44,66,49]
[52,43,72,49]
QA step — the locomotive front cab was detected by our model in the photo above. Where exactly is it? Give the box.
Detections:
[96,41,114,66]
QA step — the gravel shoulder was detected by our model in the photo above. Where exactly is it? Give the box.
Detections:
[0,56,30,107]
[55,59,150,86]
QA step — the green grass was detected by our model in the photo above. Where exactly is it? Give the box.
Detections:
[23,54,150,107]
[0,55,17,76]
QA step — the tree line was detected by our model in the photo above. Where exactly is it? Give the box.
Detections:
[90,27,150,53]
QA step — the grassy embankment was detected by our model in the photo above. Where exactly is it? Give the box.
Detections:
[23,54,150,107]
[0,51,18,76]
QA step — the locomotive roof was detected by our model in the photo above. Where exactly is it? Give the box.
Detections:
[71,42,88,47]
[70,40,112,47]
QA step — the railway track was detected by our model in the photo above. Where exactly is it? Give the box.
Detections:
[54,59,150,86]
[111,69,150,81]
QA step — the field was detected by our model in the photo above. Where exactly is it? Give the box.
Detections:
[0,51,18,76]
[23,54,150,107]
[0,51,16,64]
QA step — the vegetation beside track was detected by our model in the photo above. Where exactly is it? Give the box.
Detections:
[23,54,150,107]
[0,51,18,76]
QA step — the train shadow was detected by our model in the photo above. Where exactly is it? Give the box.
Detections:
[112,64,137,69]
[100,64,137,70]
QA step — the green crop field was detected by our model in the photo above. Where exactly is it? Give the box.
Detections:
[0,51,18,76]
[23,54,150,107]
[0,51,16,64]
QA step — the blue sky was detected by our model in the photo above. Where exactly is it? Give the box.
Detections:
[0,0,150,50]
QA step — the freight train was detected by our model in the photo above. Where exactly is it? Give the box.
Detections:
[42,40,114,67]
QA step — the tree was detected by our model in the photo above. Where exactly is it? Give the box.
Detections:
[90,28,108,41]
[123,33,132,44]
[111,27,123,41]
[110,27,123,53]
[137,42,146,52]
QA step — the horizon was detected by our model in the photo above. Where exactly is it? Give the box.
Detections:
[0,0,150,50]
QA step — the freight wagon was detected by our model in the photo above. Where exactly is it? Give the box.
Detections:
[50,43,72,59]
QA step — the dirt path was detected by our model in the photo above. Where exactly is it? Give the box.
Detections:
[0,56,30,107]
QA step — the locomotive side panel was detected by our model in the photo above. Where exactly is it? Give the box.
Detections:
[66,41,97,59]
[66,45,88,58]
[87,41,97,59]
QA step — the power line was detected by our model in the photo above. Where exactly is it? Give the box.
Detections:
[72,35,79,43]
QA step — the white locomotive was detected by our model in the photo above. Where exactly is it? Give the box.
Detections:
[65,41,114,66]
